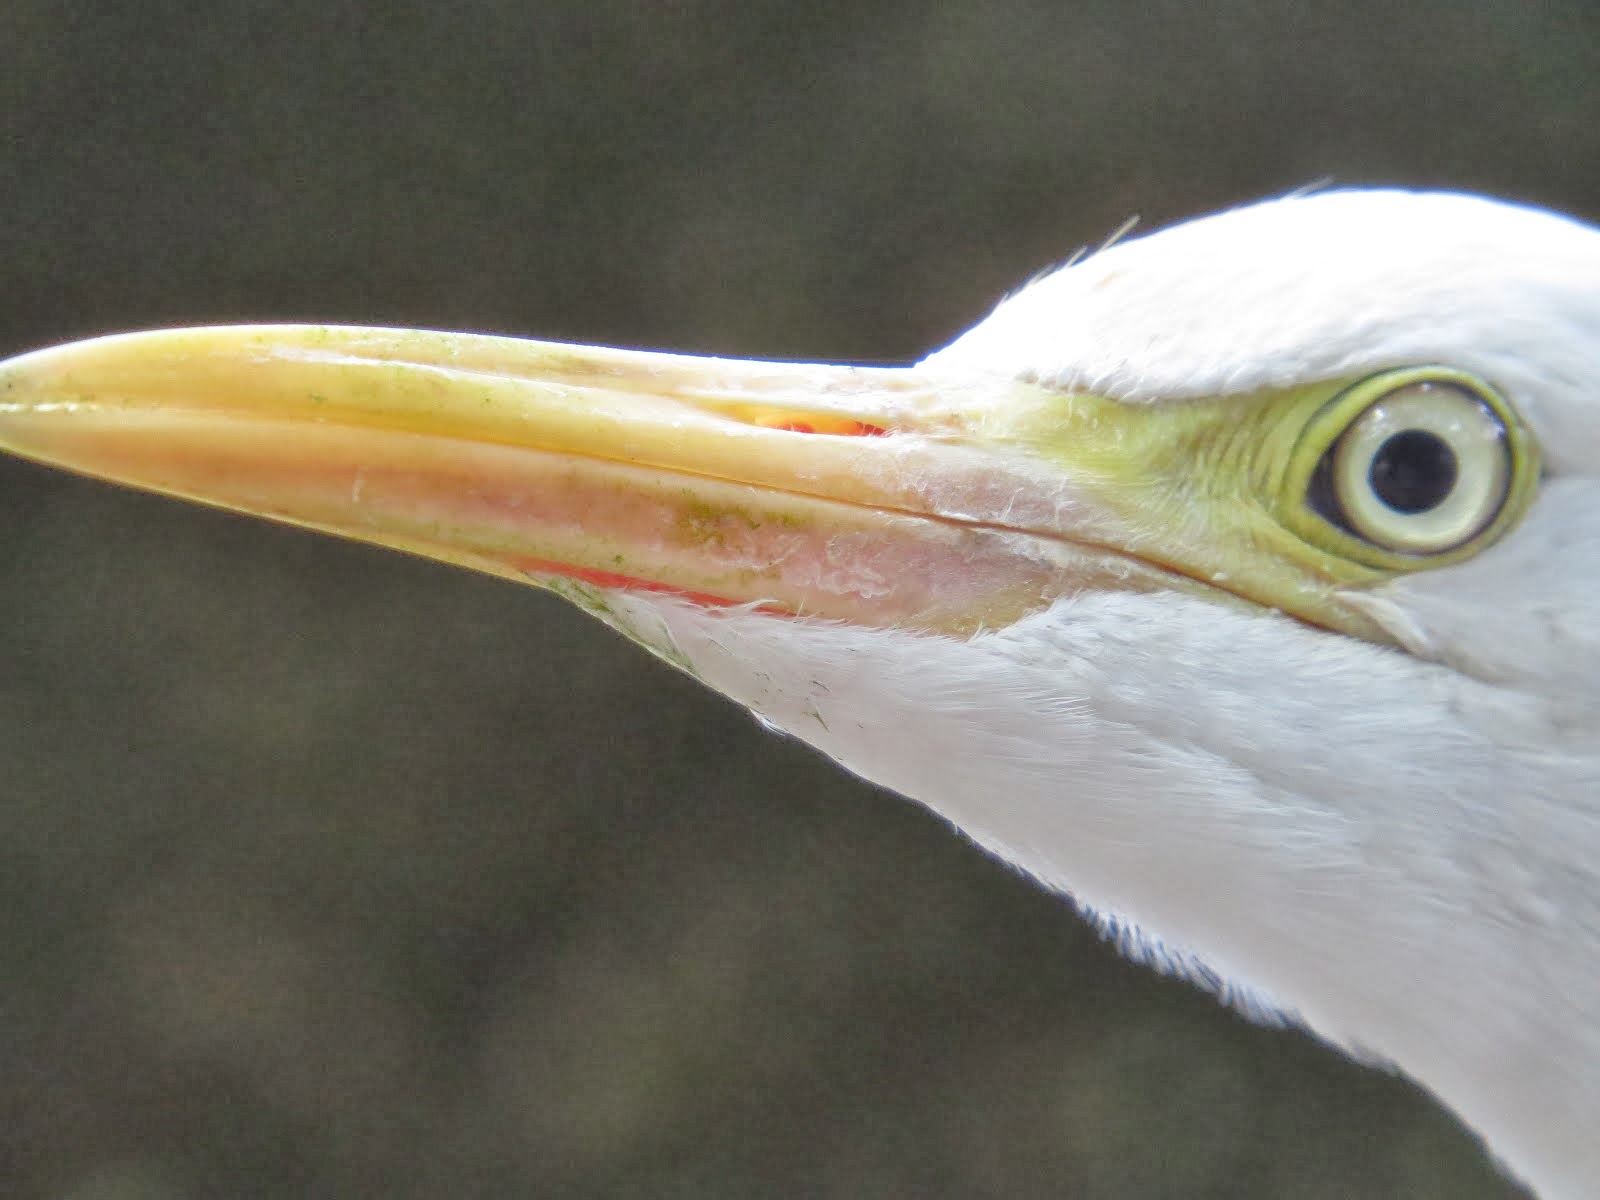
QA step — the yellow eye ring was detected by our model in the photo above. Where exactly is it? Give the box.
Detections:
[1284,368,1539,570]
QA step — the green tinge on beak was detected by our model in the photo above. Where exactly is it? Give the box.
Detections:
[0,325,1195,635]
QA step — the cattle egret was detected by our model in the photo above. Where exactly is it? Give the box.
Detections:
[1,190,1595,1197]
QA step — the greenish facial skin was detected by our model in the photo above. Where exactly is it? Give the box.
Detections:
[987,365,1537,639]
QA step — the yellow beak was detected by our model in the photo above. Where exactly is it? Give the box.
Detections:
[0,325,1200,636]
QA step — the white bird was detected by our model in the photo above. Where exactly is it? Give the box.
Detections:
[0,189,1595,1197]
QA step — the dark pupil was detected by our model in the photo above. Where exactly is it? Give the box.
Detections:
[1369,430,1457,514]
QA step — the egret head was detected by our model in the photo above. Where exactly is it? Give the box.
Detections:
[1,189,1596,1197]
[927,189,1600,695]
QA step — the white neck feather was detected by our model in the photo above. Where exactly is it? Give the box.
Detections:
[602,566,1599,1198]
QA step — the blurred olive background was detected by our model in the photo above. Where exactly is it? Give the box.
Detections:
[1,4,1594,1198]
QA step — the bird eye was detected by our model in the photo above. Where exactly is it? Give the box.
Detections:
[1314,381,1510,554]
[1289,369,1535,568]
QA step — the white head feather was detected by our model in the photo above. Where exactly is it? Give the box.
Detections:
[930,189,1600,470]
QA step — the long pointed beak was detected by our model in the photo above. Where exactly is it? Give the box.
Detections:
[0,325,1200,635]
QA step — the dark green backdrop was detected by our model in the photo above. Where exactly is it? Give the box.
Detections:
[3,4,1594,1197]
